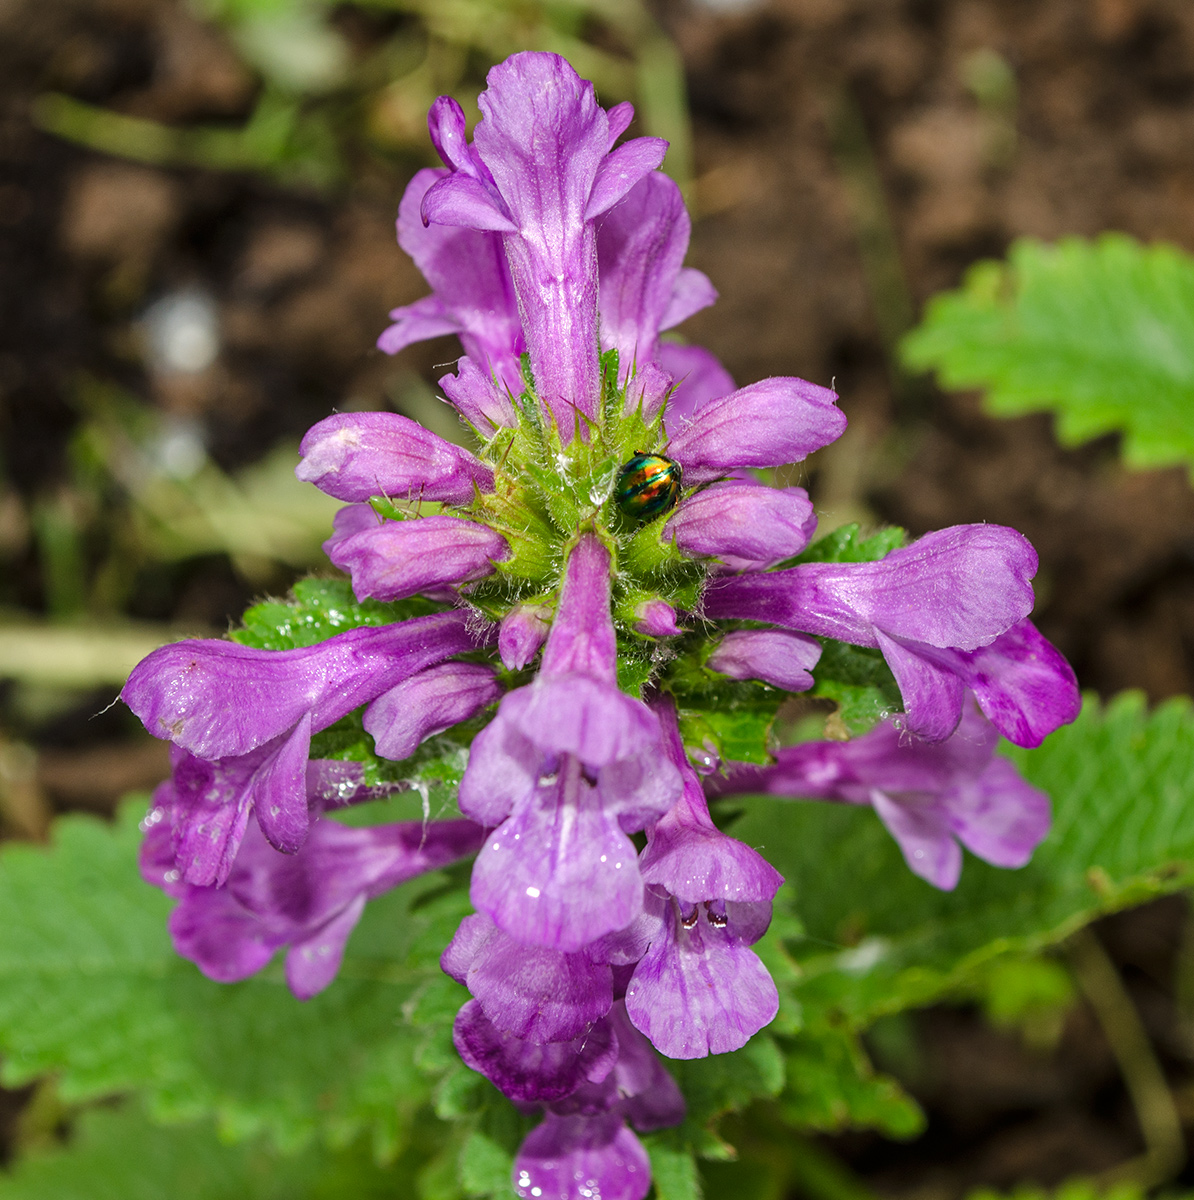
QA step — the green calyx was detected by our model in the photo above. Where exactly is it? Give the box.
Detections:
[379,349,705,646]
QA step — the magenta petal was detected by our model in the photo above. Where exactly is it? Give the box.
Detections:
[325,513,509,601]
[703,524,1038,651]
[666,483,817,567]
[596,171,691,370]
[659,342,735,425]
[251,712,312,853]
[667,377,846,482]
[946,756,1051,869]
[170,751,258,886]
[468,924,614,1042]
[624,905,778,1059]
[470,767,644,952]
[285,892,367,1000]
[606,101,635,145]
[951,619,1081,748]
[375,294,460,355]
[473,53,608,430]
[510,679,660,768]
[454,1000,617,1103]
[123,615,481,760]
[871,791,963,890]
[875,630,967,743]
[585,138,669,220]
[421,171,519,232]
[633,599,680,638]
[168,887,280,983]
[498,602,552,670]
[606,1003,687,1131]
[364,662,501,761]
[514,1114,651,1200]
[456,713,537,826]
[706,629,821,692]
[296,411,493,504]
[439,357,518,431]
[539,534,616,683]
[660,267,718,330]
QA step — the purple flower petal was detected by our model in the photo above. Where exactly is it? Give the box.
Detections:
[324,513,509,602]
[946,755,1051,869]
[633,599,681,637]
[624,901,778,1059]
[704,525,1036,650]
[296,411,493,505]
[155,815,486,992]
[585,138,669,221]
[445,914,614,1042]
[388,167,523,392]
[123,614,483,761]
[640,698,783,905]
[374,294,459,355]
[597,172,699,372]
[454,1000,618,1103]
[250,711,313,853]
[364,662,501,761]
[660,267,718,331]
[666,482,817,568]
[285,892,367,999]
[667,377,846,483]
[605,1001,687,1131]
[935,619,1082,748]
[513,1113,651,1200]
[538,533,616,682]
[470,762,644,951]
[498,601,552,670]
[439,357,518,432]
[456,713,537,826]
[658,342,735,426]
[874,629,968,743]
[422,171,519,232]
[706,629,822,692]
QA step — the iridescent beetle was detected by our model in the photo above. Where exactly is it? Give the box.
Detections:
[615,453,682,519]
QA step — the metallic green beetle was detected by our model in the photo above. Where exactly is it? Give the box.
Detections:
[615,453,682,520]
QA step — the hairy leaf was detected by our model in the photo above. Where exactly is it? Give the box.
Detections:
[901,234,1194,476]
[0,802,471,1153]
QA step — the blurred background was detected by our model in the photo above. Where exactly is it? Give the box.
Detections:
[2,0,1194,1194]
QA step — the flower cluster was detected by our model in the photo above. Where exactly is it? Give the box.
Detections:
[122,52,1081,1200]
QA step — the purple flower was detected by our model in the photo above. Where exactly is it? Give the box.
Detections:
[666,378,847,484]
[421,53,666,435]
[438,356,518,433]
[296,412,494,505]
[122,613,487,879]
[364,662,502,761]
[596,170,716,378]
[378,167,524,399]
[514,1112,650,1200]
[460,534,681,951]
[142,797,486,997]
[659,342,736,427]
[498,602,552,671]
[702,525,1077,744]
[323,506,509,602]
[633,599,681,638]
[442,913,613,1043]
[596,699,782,1060]
[706,630,822,692]
[510,1002,684,1200]
[453,999,618,1104]
[666,482,817,569]
[715,700,1051,890]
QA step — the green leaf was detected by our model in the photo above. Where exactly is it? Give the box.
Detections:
[724,692,1194,1030]
[0,802,472,1153]
[233,577,438,649]
[790,523,907,565]
[780,1026,923,1138]
[644,1137,703,1200]
[901,234,1194,477]
[0,1103,409,1200]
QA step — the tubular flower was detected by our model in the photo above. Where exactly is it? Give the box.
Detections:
[120,50,1082,1200]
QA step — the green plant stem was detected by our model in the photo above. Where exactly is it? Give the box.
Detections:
[1067,926,1186,1187]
